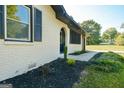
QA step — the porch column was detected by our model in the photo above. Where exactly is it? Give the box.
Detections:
[82,34,86,51]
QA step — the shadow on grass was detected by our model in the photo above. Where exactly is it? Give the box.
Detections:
[0,58,88,88]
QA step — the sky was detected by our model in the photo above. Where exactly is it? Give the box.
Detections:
[64,5,124,35]
[16,5,29,23]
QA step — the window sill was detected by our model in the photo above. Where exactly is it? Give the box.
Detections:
[4,41,34,46]
[0,39,42,46]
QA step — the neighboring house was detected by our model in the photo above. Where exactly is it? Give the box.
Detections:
[0,5,85,81]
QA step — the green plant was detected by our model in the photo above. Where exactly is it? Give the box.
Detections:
[73,52,124,88]
[115,34,124,45]
[67,58,76,66]
[93,59,123,72]
[73,65,123,88]
[102,52,124,62]
[64,46,68,60]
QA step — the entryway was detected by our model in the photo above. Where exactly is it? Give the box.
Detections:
[60,28,66,53]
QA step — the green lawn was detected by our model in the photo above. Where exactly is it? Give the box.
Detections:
[86,45,124,51]
[73,52,124,88]
[119,54,124,57]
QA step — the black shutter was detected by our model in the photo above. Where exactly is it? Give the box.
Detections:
[0,5,4,39]
[34,8,42,41]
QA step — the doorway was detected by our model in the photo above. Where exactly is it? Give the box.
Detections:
[60,28,65,53]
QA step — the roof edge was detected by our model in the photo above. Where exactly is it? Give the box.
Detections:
[51,5,85,34]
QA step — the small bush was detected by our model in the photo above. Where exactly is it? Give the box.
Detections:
[64,46,68,60]
[102,52,124,62]
[91,52,124,73]
[93,59,123,72]
[67,58,76,66]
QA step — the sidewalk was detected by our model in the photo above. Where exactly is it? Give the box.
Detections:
[60,51,99,61]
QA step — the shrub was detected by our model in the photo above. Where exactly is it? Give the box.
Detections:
[64,46,68,60]
[91,52,124,72]
[93,59,123,72]
[115,34,124,45]
[67,58,76,66]
[102,52,124,62]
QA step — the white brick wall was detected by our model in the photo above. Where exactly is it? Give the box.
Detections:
[0,5,83,81]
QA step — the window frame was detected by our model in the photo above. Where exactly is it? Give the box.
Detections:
[4,5,31,42]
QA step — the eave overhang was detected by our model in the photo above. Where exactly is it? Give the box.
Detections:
[51,5,85,34]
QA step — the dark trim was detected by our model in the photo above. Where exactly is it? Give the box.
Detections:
[0,5,4,39]
[84,37,86,50]
[60,28,65,53]
[34,7,42,41]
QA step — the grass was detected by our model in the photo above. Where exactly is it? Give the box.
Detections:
[73,52,124,88]
[119,54,124,57]
[73,67,123,88]
[86,45,124,51]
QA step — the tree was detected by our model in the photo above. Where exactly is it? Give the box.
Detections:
[115,33,124,45]
[102,32,109,40]
[7,5,22,39]
[102,27,117,44]
[101,32,109,43]
[7,5,20,20]
[80,20,102,45]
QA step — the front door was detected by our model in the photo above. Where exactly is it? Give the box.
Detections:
[60,29,65,53]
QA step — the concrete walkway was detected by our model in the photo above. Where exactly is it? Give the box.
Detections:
[60,51,99,62]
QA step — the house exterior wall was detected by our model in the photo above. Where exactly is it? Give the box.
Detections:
[0,5,83,82]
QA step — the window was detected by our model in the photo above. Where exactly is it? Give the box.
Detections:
[6,5,30,41]
[0,5,42,42]
[70,30,81,44]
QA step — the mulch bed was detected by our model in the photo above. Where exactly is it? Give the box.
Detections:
[0,58,88,88]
